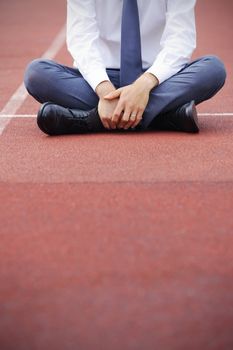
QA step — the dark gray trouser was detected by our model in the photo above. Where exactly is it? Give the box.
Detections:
[24,55,226,129]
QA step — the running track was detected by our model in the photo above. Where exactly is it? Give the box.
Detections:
[0,1,233,349]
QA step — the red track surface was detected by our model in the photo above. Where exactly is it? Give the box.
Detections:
[0,1,233,349]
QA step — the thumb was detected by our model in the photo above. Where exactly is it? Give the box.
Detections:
[104,88,122,100]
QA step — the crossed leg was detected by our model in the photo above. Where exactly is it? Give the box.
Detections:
[24,55,226,130]
[141,55,226,129]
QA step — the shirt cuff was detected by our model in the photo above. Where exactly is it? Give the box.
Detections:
[87,70,111,91]
[146,62,184,85]
[73,62,110,91]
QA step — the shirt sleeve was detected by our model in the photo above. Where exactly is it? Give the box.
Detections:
[146,0,197,84]
[66,0,110,91]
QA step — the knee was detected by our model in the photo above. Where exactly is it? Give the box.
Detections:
[202,55,227,89]
[24,58,51,94]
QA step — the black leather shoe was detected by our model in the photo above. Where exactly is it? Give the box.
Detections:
[37,102,105,135]
[150,100,199,133]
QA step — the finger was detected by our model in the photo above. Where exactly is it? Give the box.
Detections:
[104,88,122,100]
[116,111,124,129]
[108,117,117,129]
[101,117,111,130]
[131,110,144,129]
[118,107,132,129]
[123,110,138,130]
[112,103,124,125]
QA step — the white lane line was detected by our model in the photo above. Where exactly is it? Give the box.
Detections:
[0,114,36,118]
[0,25,66,135]
[198,113,233,116]
[1,113,233,119]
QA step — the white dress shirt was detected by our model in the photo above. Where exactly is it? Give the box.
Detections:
[67,0,196,91]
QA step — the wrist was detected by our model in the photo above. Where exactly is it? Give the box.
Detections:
[96,81,116,99]
[135,72,159,91]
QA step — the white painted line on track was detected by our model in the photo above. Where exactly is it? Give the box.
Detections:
[0,25,66,135]
[0,114,36,118]
[198,113,233,116]
[1,113,233,119]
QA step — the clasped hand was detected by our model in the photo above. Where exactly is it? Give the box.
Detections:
[98,80,150,130]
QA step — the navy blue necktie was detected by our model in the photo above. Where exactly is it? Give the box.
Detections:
[120,0,143,87]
